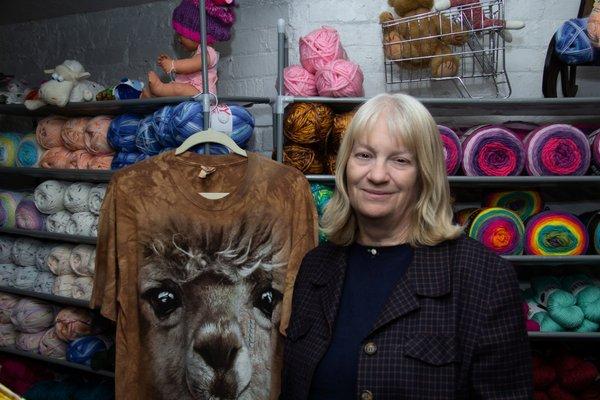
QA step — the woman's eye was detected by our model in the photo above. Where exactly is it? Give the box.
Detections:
[254,288,282,319]
[394,158,409,164]
[143,287,181,319]
[356,152,370,159]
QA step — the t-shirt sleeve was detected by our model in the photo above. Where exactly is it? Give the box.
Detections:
[90,179,119,321]
[279,175,318,335]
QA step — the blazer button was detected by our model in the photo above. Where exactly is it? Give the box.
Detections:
[364,341,377,355]
[360,390,374,400]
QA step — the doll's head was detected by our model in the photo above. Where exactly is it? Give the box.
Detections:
[172,0,217,46]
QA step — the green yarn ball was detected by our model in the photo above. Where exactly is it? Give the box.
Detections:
[311,183,334,218]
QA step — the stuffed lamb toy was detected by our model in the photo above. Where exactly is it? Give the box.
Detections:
[24,60,104,110]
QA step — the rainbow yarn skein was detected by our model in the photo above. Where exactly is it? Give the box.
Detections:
[461,125,525,176]
[438,125,462,175]
[525,211,588,255]
[0,132,23,167]
[524,124,590,176]
[468,207,524,255]
[579,210,600,254]
[485,190,543,221]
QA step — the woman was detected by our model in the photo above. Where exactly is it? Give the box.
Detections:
[280,94,532,399]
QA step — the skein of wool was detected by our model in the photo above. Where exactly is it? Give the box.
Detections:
[524,124,591,176]
[0,263,17,287]
[284,102,334,145]
[47,244,74,275]
[575,318,600,332]
[107,114,140,152]
[60,117,90,151]
[16,133,43,167]
[35,116,67,149]
[0,191,24,228]
[10,298,54,333]
[15,196,46,231]
[468,207,525,255]
[438,125,462,175]
[315,59,364,98]
[87,154,113,170]
[67,149,93,169]
[14,266,39,290]
[562,274,600,323]
[88,184,106,216]
[15,331,45,353]
[299,26,348,74]
[532,276,584,329]
[485,191,544,221]
[283,65,318,96]
[39,147,71,169]
[556,354,599,393]
[45,211,72,234]
[54,307,94,341]
[84,115,114,155]
[325,153,337,175]
[525,211,588,256]
[11,238,41,267]
[110,151,147,169]
[63,183,92,213]
[330,111,355,151]
[72,276,93,300]
[39,327,67,359]
[0,323,17,347]
[52,275,76,298]
[69,245,95,277]
[67,212,96,236]
[0,293,20,323]
[151,105,177,148]
[0,236,15,263]
[283,144,323,174]
[34,180,67,214]
[0,132,22,167]
[67,335,113,366]
[461,125,525,176]
[34,243,53,272]
[33,272,55,295]
[580,210,600,255]
[555,18,597,64]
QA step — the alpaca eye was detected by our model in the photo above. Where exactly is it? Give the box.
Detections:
[144,287,181,319]
[254,288,282,319]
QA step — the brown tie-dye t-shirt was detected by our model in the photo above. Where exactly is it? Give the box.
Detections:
[91,151,317,400]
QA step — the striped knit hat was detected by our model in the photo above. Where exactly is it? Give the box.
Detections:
[172,0,233,44]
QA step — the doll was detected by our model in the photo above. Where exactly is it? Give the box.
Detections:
[142,0,220,98]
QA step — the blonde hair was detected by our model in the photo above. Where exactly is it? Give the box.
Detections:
[321,93,462,246]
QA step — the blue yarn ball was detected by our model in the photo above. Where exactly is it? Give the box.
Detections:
[152,106,178,148]
[170,101,205,145]
[67,335,112,366]
[136,115,162,155]
[16,133,43,167]
[111,152,147,169]
[555,18,600,65]
[108,114,141,152]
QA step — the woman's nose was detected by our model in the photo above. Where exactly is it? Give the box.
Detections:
[367,159,388,183]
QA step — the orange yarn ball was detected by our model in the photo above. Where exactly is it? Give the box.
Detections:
[330,111,355,151]
[284,103,334,145]
[84,115,114,155]
[36,116,67,149]
[88,155,113,170]
[283,144,323,174]
[325,152,337,175]
[68,150,94,169]
[40,147,71,169]
[61,117,91,151]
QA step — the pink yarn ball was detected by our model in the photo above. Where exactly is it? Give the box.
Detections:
[54,307,94,341]
[68,150,94,169]
[40,147,71,169]
[283,65,318,96]
[299,26,348,74]
[84,116,114,155]
[315,59,364,98]
[35,116,67,150]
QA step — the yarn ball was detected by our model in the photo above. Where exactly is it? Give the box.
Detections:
[330,111,355,151]
[67,149,94,169]
[299,26,348,74]
[15,331,45,353]
[10,298,54,333]
[34,180,67,214]
[34,243,53,272]
[14,266,39,290]
[525,211,588,256]
[67,335,113,366]
[63,182,92,213]
[15,196,46,231]
[311,183,334,217]
[284,102,334,145]
[283,65,318,96]
[39,327,67,359]
[0,236,15,263]
[47,244,74,275]
[135,115,162,155]
[461,125,525,176]
[325,153,337,175]
[67,212,96,237]
[0,191,24,228]
[0,132,22,167]
[72,276,93,300]
[39,147,71,169]
[84,115,114,155]
[88,184,106,216]
[45,210,72,234]
[11,237,41,267]
[555,18,599,65]
[556,354,599,392]
[33,272,55,295]
[16,133,43,167]
[87,154,113,170]
[54,307,94,341]
[0,293,20,323]
[562,274,600,323]
[438,125,462,175]
[35,116,67,149]
[468,207,525,255]
[485,191,544,221]
[580,210,600,254]
[69,245,95,277]
[315,59,364,98]
[52,275,76,298]
[0,323,17,347]
[0,263,17,287]
[524,124,590,176]
[110,152,147,169]
[283,144,322,174]
[90,216,99,238]
[532,276,584,329]
[107,114,141,152]
[61,117,90,151]
[151,105,178,148]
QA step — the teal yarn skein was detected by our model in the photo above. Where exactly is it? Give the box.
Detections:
[575,318,600,332]
[532,276,584,329]
[561,274,600,323]
[523,289,564,332]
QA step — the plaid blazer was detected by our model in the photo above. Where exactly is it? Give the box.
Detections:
[281,235,532,400]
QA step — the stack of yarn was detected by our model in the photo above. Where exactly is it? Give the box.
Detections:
[0,235,96,301]
[532,352,600,398]
[35,116,115,170]
[108,102,255,170]
[33,180,106,238]
[283,26,364,97]
[523,274,600,333]
[0,132,44,168]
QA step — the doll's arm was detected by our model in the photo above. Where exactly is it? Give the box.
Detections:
[157,53,209,75]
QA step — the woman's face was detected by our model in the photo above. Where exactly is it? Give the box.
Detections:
[346,116,419,230]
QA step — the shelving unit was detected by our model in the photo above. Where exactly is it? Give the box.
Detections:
[0,227,97,245]
[0,286,89,308]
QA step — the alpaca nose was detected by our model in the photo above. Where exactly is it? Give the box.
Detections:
[193,328,241,372]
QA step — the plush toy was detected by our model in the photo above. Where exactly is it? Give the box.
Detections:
[0,75,32,104]
[24,60,104,110]
[433,0,525,42]
[381,0,467,78]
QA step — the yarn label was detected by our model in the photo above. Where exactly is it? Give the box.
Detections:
[537,288,559,307]
[527,302,545,319]
[210,105,233,134]
[568,280,589,297]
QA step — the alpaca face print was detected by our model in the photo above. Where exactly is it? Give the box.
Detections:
[138,218,284,400]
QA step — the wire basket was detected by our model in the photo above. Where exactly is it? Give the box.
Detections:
[381,0,512,98]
